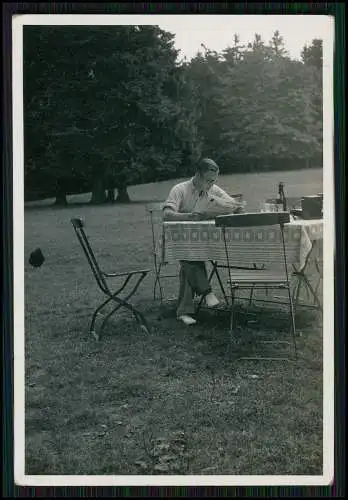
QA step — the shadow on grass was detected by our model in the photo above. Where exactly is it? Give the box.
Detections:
[126,297,322,364]
[24,199,162,212]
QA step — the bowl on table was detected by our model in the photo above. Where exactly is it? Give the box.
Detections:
[260,199,283,213]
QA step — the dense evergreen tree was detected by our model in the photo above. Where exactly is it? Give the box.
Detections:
[24,27,323,203]
[24,25,201,203]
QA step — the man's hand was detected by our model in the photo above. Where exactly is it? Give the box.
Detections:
[163,209,206,221]
[233,203,246,214]
[190,212,207,221]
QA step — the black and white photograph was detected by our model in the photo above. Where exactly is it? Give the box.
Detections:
[12,12,335,487]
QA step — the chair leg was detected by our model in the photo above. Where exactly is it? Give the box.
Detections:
[94,275,150,338]
[89,296,114,340]
[99,299,150,336]
[286,286,298,360]
[158,282,164,305]
[229,288,236,341]
[99,303,123,335]
[314,258,322,299]
[248,264,265,307]
[214,266,229,305]
[153,277,158,300]
[314,278,322,306]
[313,259,322,306]
[248,285,255,307]
[109,294,150,334]
[300,273,323,312]
[153,270,160,299]
[292,275,302,320]
[153,264,164,304]
[154,274,162,301]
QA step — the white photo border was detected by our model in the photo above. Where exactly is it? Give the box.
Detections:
[13,13,335,487]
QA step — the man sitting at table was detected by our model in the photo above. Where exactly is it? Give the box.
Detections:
[163,157,244,326]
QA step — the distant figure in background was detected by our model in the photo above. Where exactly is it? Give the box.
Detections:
[163,157,244,325]
[29,248,45,268]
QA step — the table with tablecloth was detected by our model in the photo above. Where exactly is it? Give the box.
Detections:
[158,217,323,308]
[160,218,323,271]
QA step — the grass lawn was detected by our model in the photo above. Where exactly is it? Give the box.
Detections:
[24,169,324,476]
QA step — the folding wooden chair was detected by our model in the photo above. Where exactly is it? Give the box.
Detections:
[215,212,298,361]
[71,218,150,340]
[145,203,180,303]
[199,193,264,311]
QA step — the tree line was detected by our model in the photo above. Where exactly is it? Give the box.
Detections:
[23,26,322,204]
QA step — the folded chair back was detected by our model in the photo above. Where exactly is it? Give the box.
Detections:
[216,212,298,360]
[145,203,165,259]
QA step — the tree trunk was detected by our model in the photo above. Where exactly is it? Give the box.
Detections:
[91,178,106,204]
[54,185,68,206]
[116,185,131,203]
[106,188,115,203]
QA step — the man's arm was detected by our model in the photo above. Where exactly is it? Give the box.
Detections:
[163,184,202,221]
[163,208,202,221]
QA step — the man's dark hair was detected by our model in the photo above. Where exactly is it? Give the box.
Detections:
[196,157,219,175]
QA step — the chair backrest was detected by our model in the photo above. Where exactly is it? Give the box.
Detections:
[215,211,290,228]
[71,218,109,293]
[214,212,295,272]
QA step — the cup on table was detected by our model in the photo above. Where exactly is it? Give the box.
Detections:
[260,202,276,212]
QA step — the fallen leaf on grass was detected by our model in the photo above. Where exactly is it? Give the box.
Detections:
[230,385,240,394]
[172,431,186,444]
[155,437,167,443]
[154,463,170,472]
[160,454,177,462]
[155,442,170,451]
[134,460,149,470]
[201,465,219,473]
[97,432,108,438]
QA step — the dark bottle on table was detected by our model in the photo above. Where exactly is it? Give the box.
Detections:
[277,182,287,212]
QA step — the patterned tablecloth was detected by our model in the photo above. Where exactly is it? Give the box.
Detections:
[160,218,323,272]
